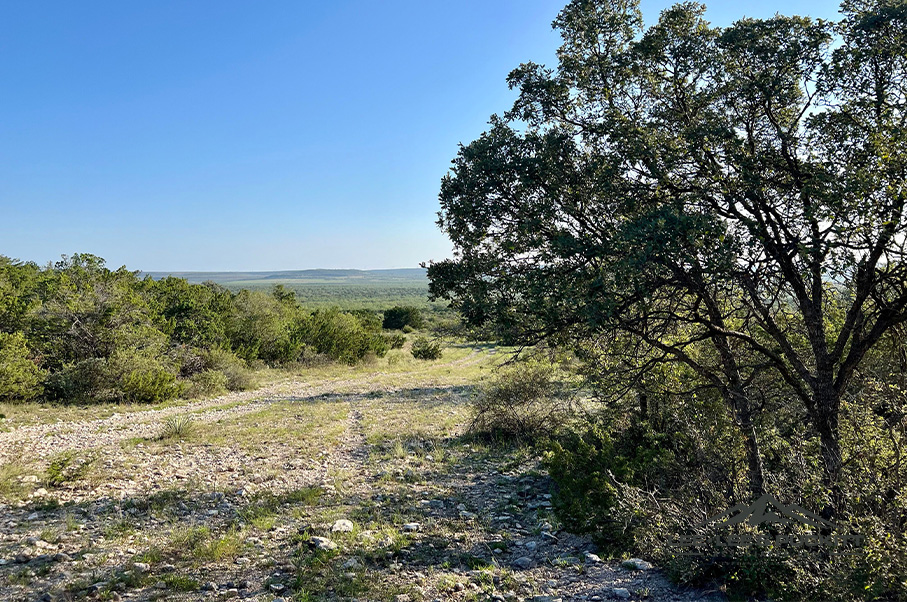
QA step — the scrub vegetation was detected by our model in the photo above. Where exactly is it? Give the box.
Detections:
[0,253,422,406]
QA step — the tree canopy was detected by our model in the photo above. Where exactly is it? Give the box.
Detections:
[427,0,907,508]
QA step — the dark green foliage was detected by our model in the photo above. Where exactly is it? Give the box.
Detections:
[151,277,230,348]
[186,369,228,398]
[544,425,635,549]
[0,257,43,335]
[202,348,255,391]
[382,305,425,330]
[349,309,382,331]
[545,420,691,549]
[120,365,180,404]
[228,289,300,363]
[302,308,389,364]
[387,333,406,349]
[43,359,111,404]
[410,336,442,360]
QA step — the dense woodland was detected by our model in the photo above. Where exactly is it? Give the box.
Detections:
[0,253,413,405]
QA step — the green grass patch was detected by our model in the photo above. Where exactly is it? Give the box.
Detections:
[168,525,245,562]
[162,573,200,591]
[46,450,96,487]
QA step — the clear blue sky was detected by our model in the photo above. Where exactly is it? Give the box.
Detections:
[1,1,841,271]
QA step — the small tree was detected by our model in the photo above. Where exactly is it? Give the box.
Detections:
[410,336,442,360]
[382,305,425,330]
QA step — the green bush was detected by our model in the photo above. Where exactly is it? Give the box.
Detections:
[171,345,206,377]
[228,290,300,363]
[383,305,425,330]
[121,367,179,403]
[185,369,228,398]
[302,308,389,364]
[387,333,406,349]
[544,417,704,550]
[0,332,45,402]
[152,277,229,348]
[544,423,639,549]
[43,351,181,405]
[470,362,575,441]
[410,336,442,360]
[202,348,254,391]
[350,309,382,331]
[43,358,112,403]
[109,345,181,404]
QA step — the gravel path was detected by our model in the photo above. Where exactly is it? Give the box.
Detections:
[0,358,725,602]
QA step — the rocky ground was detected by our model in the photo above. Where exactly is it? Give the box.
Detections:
[0,345,726,602]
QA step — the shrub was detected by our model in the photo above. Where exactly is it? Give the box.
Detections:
[302,308,389,364]
[185,369,228,398]
[120,368,179,403]
[0,332,45,402]
[383,305,425,330]
[388,333,407,349]
[158,415,195,440]
[227,289,299,363]
[46,451,95,487]
[350,309,382,331]
[410,336,442,360]
[171,345,206,377]
[110,346,181,404]
[42,358,112,403]
[470,362,575,441]
[401,325,415,334]
[203,348,255,391]
[544,421,663,550]
[42,345,180,404]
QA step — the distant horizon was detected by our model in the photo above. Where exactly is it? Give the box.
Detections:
[138,266,430,286]
[3,251,431,274]
[140,267,428,277]
[142,267,427,273]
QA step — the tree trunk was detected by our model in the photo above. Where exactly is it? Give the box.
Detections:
[736,401,766,499]
[638,391,648,420]
[814,381,843,516]
[727,386,766,499]
[742,423,766,499]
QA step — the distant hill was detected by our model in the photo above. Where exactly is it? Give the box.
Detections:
[140,268,429,285]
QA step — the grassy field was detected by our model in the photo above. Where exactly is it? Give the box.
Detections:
[228,282,445,312]
[142,268,448,311]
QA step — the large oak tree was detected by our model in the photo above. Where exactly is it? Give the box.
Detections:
[426,0,907,508]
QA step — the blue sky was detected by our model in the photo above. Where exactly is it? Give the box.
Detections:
[1,1,841,271]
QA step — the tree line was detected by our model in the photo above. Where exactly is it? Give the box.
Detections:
[0,253,401,404]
